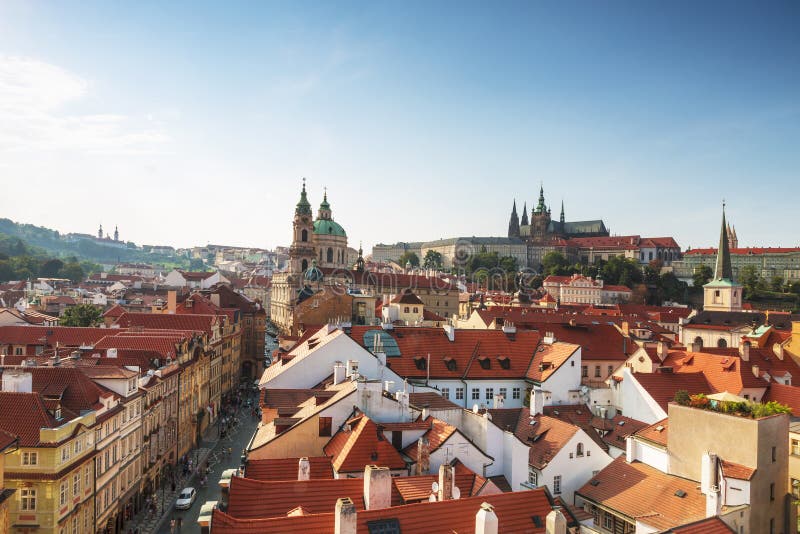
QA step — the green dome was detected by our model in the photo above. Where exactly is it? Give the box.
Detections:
[313,219,347,237]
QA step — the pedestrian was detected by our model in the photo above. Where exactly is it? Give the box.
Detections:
[170,519,176,534]
[177,517,183,530]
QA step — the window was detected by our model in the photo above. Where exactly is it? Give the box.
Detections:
[499,387,507,400]
[61,447,70,463]
[455,387,464,400]
[607,365,614,376]
[512,388,521,400]
[22,451,38,465]
[21,488,36,510]
[527,466,537,486]
[441,387,450,400]
[581,366,588,378]
[553,475,561,495]
[770,482,775,501]
[404,307,409,313]
[318,417,332,437]
[576,442,584,457]
[792,439,800,456]
[772,446,776,462]
[73,473,80,496]
[85,466,91,488]
[717,338,727,348]
[603,513,613,530]
[413,307,418,313]
[472,388,480,400]
[594,366,601,378]
[301,229,308,242]
[485,388,494,400]
[60,482,68,506]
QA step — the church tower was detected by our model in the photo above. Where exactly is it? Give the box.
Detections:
[703,204,742,312]
[289,179,316,275]
[508,200,520,238]
[530,185,552,243]
[98,224,103,239]
[520,202,529,227]
[114,225,119,242]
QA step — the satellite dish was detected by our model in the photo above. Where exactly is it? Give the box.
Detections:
[452,486,461,500]
[431,481,440,493]
[472,404,479,413]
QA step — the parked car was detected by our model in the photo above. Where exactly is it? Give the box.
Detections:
[175,487,196,510]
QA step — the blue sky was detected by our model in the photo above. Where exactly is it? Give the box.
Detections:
[1,1,798,251]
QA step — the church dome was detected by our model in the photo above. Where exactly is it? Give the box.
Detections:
[313,219,347,237]
[304,259,324,282]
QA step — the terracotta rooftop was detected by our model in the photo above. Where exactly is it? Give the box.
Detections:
[526,341,580,382]
[720,459,756,481]
[764,383,800,415]
[403,416,459,460]
[0,392,57,446]
[634,418,669,447]
[114,312,218,335]
[631,372,713,412]
[488,408,580,469]
[577,456,708,531]
[347,326,541,380]
[212,486,557,533]
[324,414,407,473]
[244,456,334,481]
[666,517,735,533]
[408,392,461,411]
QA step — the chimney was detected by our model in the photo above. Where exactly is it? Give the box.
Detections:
[545,507,567,534]
[416,437,430,475]
[107,348,117,359]
[363,465,391,510]
[438,463,454,501]
[702,453,721,517]
[739,341,750,362]
[656,341,668,361]
[621,321,630,337]
[443,324,455,342]
[474,502,499,534]
[773,342,785,361]
[167,290,177,314]
[334,497,357,534]
[298,457,310,481]
[530,388,544,416]
[691,340,702,353]
[333,362,347,385]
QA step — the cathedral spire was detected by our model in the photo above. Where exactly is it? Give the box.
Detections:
[560,200,565,224]
[520,202,529,226]
[508,200,520,238]
[714,202,733,281]
[535,184,546,214]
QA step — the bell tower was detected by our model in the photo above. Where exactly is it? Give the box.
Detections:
[703,202,742,312]
[289,179,316,275]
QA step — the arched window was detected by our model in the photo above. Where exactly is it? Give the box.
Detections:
[576,443,584,457]
[694,336,703,348]
[717,338,727,348]
[301,229,308,242]
[327,247,333,263]
[301,259,308,272]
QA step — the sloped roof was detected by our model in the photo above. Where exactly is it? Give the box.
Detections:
[349,326,541,380]
[0,392,57,446]
[0,326,114,347]
[632,372,713,412]
[634,418,669,447]
[244,456,334,481]
[323,415,406,473]
[114,312,217,334]
[489,408,580,469]
[577,456,707,531]
[403,416,458,460]
[764,383,800,415]
[526,341,580,382]
[666,517,735,533]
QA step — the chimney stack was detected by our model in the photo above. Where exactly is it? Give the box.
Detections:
[691,340,702,353]
[530,388,544,416]
[298,457,310,481]
[739,341,750,362]
[416,438,430,475]
[438,463,454,501]
[333,362,347,385]
[621,321,630,337]
[656,341,668,361]
[334,497,357,534]
[363,465,391,510]
[545,507,567,534]
[474,502,499,534]
[167,290,177,314]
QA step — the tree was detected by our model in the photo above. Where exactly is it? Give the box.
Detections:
[422,250,443,270]
[692,265,713,288]
[541,252,570,276]
[739,265,760,295]
[398,251,419,268]
[58,262,85,283]
[602,256,643,287]
[40,258,64,278]
[60,304,102,327]
[770,276,785,293]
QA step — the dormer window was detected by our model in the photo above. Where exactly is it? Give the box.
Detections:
[497,356,510,369]
[414,356,427,370]
[443,357,457,371]
[478,356,491,370]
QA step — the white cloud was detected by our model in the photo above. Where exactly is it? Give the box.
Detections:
[0,55,170,153]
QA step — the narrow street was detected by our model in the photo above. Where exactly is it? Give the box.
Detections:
[155,395,261,533]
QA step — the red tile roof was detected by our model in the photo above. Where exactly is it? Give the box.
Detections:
[244,457,334,481]
[212,487,556,533]
[631,372,713,411]
[0,326,115,348]
[403,416,458,460]
[685,247,800,256]
[114,312,218,335]
[764,383,800,415]
[577,456,707,531]
[634,418,669,447]
[323,415,407,473]
[348,326,541,380]
[667,517,735,533]
[526,341,580,382]
[720,459,755,481]
[0,392,57,446]
[488,408,579,469]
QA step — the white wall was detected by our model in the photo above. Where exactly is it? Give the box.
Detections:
[540,429,613,503]
[540,347,582,406]
[429,431,494,479]
[627,437,669,474]
[616,368,667,424]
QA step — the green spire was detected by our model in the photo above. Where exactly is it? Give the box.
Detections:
[535,184,546,214]
[560,200,565,224]
[714,202,733,280]
[320,186,330,210]
[295,178,312,216]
